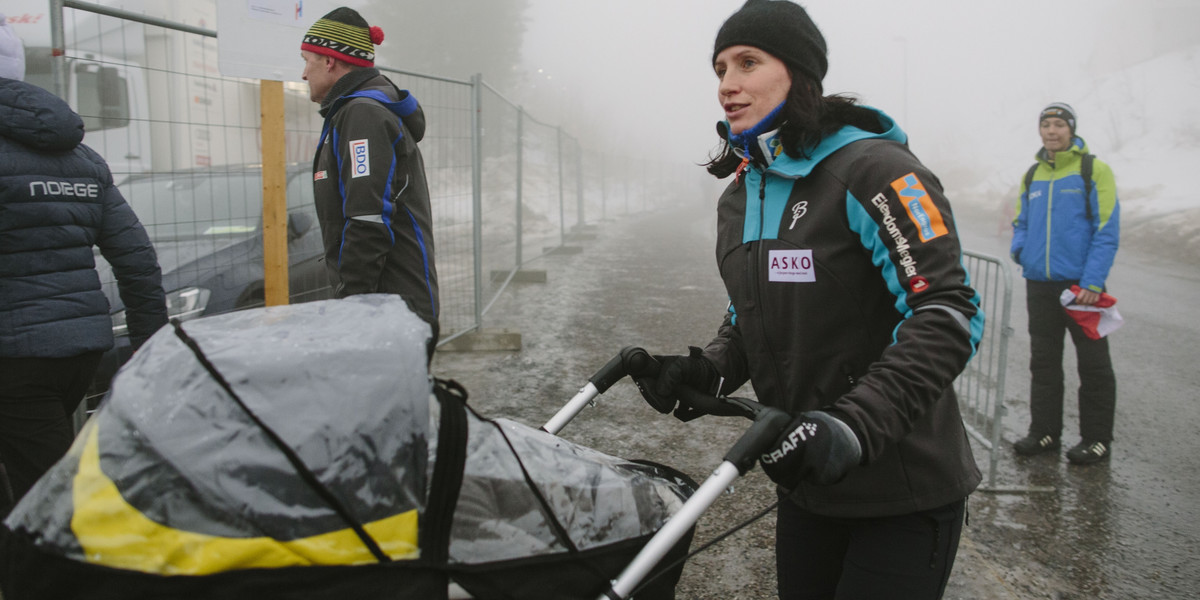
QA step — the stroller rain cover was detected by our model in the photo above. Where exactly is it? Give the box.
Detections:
[0,295,695,599]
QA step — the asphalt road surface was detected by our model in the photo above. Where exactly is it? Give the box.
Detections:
[430,200,1200,599]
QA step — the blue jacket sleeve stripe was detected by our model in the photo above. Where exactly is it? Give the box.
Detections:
[332,128,350,267]
[404,206,437,317]
[379,152,398,245]
[845,192,913,320]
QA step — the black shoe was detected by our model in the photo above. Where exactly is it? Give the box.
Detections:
[1014,433,1060,456]
[1067,439,1111,465]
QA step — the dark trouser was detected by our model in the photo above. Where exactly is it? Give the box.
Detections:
[1025,279,1117,442]
[0,352,102,516]
[776,496,966,600]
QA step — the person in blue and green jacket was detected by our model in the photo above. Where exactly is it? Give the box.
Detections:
[1010,102,1120,465]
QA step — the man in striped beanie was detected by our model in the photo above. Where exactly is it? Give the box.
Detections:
[300,6,383,103]
[301,7,441,361]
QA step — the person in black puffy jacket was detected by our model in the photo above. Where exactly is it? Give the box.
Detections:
[0,20,167,516]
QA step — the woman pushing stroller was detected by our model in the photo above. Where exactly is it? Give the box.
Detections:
[636,2,985,598]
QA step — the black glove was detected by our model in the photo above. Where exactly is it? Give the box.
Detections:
[759,411,862,489]
[634,346,720,414]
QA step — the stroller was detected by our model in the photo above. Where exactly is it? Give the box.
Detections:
[0,296,790,600]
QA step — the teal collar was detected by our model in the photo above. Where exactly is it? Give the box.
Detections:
[769,107,906,179]
[724,106,906,179]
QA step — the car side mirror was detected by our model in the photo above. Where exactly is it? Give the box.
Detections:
[287,211,314,241]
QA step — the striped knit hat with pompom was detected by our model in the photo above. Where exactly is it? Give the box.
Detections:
[301,7,384,67]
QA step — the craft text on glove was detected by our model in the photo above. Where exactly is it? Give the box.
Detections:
[759,410,862,489]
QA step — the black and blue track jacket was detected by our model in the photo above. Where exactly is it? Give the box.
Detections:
[312,69,438,332]
[703,107,984,517]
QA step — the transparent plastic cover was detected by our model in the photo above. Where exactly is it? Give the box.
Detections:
[5,294,692,572]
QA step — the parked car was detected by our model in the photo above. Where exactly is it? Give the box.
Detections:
[89,163,332,399]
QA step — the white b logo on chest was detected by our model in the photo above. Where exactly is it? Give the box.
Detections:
[789,201,808,230]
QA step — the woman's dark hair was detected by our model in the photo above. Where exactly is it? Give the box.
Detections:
[704,65,880,178]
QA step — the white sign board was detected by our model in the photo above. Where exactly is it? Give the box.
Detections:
[4,9,52,47]
[217,0,334,81]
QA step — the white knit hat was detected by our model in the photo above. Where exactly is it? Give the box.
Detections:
[1039,102,1077,134]
[0,14,27,81]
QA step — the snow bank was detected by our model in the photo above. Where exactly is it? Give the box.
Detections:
[948,43,1200,261]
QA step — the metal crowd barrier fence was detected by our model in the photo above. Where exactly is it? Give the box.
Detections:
[31,1,705,419]
[955,250,1047,492]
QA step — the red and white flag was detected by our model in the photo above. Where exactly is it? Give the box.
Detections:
[1060,285,1123,340]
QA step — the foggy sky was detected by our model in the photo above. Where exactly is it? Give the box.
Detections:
[518,0,1193,179]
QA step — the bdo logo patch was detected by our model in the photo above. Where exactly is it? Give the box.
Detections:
[890,173,947,242]
[350,139,370,178]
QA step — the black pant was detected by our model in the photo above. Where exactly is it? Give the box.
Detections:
[776,496,966,600]
[0,352,102,516]
[1025,279,1117,442]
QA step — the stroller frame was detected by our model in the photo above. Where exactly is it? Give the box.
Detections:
[535,347,791,600]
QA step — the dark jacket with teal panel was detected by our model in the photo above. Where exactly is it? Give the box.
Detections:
[1010,137,1119,292]
[312,68,438,331]
[702,107,984,518]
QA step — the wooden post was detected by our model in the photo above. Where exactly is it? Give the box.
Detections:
[260,80,289,306]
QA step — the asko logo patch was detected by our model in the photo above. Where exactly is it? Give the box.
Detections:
[767,249,815,282]
[890,173,947,242]
[350,139,370,178]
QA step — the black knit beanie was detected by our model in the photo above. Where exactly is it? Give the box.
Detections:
[712,0,828,84]
[1039,102,1077,134]
[301,7,384,67]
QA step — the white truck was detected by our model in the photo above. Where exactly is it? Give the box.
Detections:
[7,0,317,177]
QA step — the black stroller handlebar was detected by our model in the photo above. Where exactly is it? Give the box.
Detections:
[587,346,656,393]
[574,347,793,600]
[721,401,792,474]
[601,346,793,475]
[534,347,797,599]
[548,346,793,473]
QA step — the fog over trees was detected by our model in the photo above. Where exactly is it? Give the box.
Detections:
[311,0,1198,219]
[367,0,529,95]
